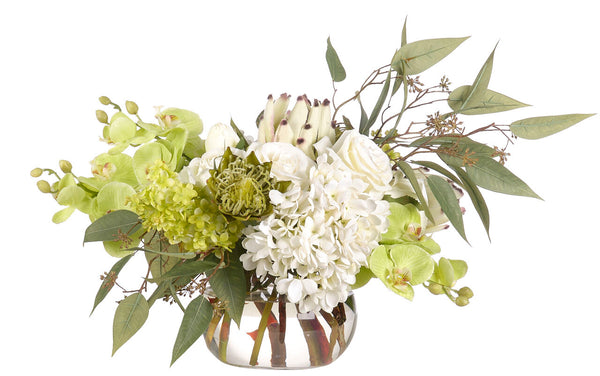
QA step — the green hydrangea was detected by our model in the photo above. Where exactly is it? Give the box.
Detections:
[129,160,243,254]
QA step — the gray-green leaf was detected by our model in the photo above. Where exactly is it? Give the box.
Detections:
[91,254,135,315]
[84,210,141,243]
[209,259,246,327]
[448,86,529,115]
[112,293,149,355]
[426,175,468,243]
[466,157,541,199]
[391,37,469,75]
[457,44,497,112]
[510,113,595,139]
[171,295,214,366]
[395,160,434,222]
[326,37,346,82]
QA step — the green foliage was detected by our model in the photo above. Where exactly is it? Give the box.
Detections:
[325,37,346,82]
[171,295,214,365]
[84,210,141,244]
[465,157,541,199]
[209,255,247,327]
[426,175,468,243]
[510,113,595,139]
[391,37,469,75]
[112,293,149,356]
[91,254,134,315]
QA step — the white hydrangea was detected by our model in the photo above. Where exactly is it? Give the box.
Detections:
[241,144,392,313]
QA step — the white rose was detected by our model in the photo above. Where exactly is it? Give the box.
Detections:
[205,122,240,154]
[249,142,314,185]
[331,130,393,195]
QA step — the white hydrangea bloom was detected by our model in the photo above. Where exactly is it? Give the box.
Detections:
[241,144,392,313]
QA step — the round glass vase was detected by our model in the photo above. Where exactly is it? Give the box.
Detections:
[203,289,357,369]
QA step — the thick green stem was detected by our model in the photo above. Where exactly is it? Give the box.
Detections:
[218,312,231,361]
[249,292,277,366]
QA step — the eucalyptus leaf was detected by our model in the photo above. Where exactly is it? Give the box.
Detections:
[91,254,134,315]
[465,157,541,199]
[325,37,346,82]
[171,295,214,365]
[357,95,369,134]
[112,293,149,355]
[401,17,408,47]
[448,86,529,115]
[362,70,391,135]
[209,258,246,327]
[426,175,468,242]
[457,44,497,112]
[412,160,462,187]
[453,167,490,238]
[510,113,595,139]
[391,37,469,75]
[84,210,141,243]
[149,259,219,284]
[395,160,434,222]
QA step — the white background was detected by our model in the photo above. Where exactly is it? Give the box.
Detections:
[1,1,599,375]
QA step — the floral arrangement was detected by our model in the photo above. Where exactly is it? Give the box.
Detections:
[32,22,593,368]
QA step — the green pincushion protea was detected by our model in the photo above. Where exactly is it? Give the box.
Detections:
[207,148,288,220]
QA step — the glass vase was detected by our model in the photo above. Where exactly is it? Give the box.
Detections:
[203,289,357,369]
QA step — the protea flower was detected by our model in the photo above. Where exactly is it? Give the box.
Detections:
[257,94,336,157]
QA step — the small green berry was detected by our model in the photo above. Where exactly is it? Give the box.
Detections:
[30,168,43,178]
[37,180,52,193]
[455,296,469,307]
[125,100,139,115]
[96,110,109,124]
[59,160,72,174]
[458,286,474,299]
[99,96,111,105]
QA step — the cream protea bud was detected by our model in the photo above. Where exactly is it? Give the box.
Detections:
[207,148,287,220]
[287,95,310,144]
[258,95,275,143]
[316,98,335,142]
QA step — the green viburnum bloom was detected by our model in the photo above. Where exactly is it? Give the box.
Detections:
[207,148,288,220]
[129,160,243,254]
[369,244,434,300]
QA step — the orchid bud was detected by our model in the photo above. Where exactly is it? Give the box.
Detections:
[30,168,43,178]
[96,110,109,124]
[455,296,469,307]
[99,96,111,105]
[125,100,139,115]
[59,160,72,173]
[458,286,474,299]
[37,180,52,193]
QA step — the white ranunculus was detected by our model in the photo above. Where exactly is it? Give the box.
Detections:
[331,130,393,195]
[249,142,314,184]
[205,122,240,154]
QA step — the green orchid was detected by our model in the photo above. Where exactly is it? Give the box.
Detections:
[381,202,441,255]
[368,244,434,300]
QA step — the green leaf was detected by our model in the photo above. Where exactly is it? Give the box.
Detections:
[171,295,214,366]
[457,44,497,113]
[395,160,434,222]
[325,37,346,82]
[84,210,141,243]
[426,175,468,242]
[149,259,219,284]
[209,258,246,327]
[465,157,541,199]
[357,95,368,134]
[453,167,490,239]
[391,37,469,75]
[112,293,149,355]
[412,160,462,187]
[401,17,408,47]
[448,86,529,115]
[138,247,196,259]
[229,118,249,149]
[91,254,135,315]
[362,70,392,135]
[510,113,595,139]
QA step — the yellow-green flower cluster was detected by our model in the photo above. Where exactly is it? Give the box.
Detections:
[129,160,243,254]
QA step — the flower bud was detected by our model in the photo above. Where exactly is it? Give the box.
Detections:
[37,180,52,193]
[427,282,444,295]
[99,96,111,105]
[59,160,72,173]
[96,110,109,124]
[458,286,474,299]
[455,296,469,307]
[30,168,43,178]
[125,100,139,115]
